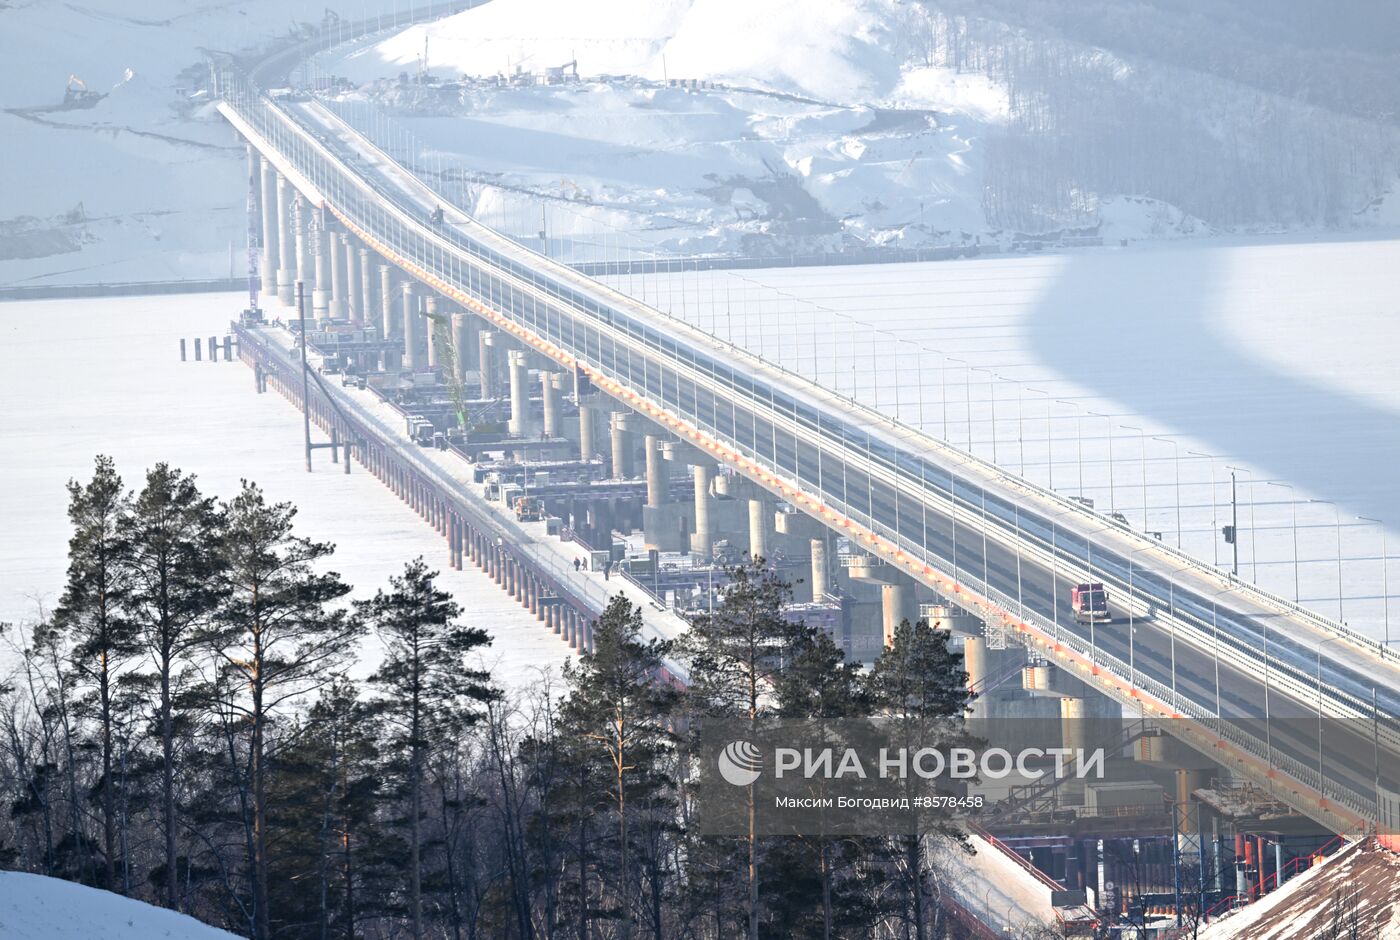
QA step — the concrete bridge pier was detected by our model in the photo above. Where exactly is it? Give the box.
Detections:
[451,313,472,384]
[426,296,442,370]
[343,235,361,324]
[508,350,532,437]
[359,248,378,335]
[274,173,295,306]
[577,400,597,461]
[259,157,279,301]
[402,282,422,369]
[378,265,399,370]
[541,372,561,438]
[810,537,830,600]
[748,496,771,562]
[293,196,310,295]
[610,411,634,479]
[312,209,331,318]
[691,459,714,559]
[881,578,918,647]
[328,230,345,319]
[478,330,500,398]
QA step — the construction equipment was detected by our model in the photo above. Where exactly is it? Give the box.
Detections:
[513,494,544,522]
[63,74,103,108]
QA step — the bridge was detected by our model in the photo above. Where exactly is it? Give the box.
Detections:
[209,35,1400,861]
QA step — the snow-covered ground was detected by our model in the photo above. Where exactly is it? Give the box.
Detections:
[602,235,1400,641]
[0,870,239,939]
[0,293,571,689]
[314,0,1011,256]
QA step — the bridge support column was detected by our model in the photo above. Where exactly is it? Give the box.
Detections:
[312,210,331,318]
[328,230,345,319]
[541,373,561,438]
[259,157,278,301]
[692,461,714,559]
[610,412,633,479]
[578,402,596,461]
[275,173,295,306]
[452,313,472,384]
[343,235,361,324]
[963,636,987,693]
[1060,696,1085,768]
[810,537,829,599]
[293,196,310,296]
[425,296,442,369]
[508,350,532,437]
[645,434,668,508]
[881,581,911,647]
[359,248,378,334]
[478,330,499,398]
[402,283,421,370]
[748,498,769,562]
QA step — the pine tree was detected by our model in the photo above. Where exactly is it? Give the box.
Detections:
[120,463,223,909]
[212,481,360,940]
[358,558,494,940]
[678,560,807,940]
[53,455,135,892]
[558,595,678,940]
[866,618,974,940]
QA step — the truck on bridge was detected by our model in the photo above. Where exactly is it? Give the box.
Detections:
[1072,582,1110,623]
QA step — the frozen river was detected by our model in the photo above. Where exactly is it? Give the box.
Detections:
[0,292,572,690]
[607,235,1400,643]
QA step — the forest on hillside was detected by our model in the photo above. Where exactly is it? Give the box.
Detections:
[0,456,995,940]
[907,0,1400,232]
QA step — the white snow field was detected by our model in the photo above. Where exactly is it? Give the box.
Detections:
[0,869,239,939]
[603,235,1400,642]
[0,293,571,689]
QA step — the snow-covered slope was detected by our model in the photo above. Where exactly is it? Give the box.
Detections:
[323,0,1009,254]
[0,871,240,939]
[0,0,337,288]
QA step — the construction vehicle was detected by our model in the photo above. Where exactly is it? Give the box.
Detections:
[63,74,103,108]
[513,495,544,522]
[1071,582,1110,623]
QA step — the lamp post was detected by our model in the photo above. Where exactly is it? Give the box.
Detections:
[1315,636,1343,803]
[1358,515,1390,646]
[1123,423,1147,533]
[971,366,998,464]
[1309,498,1345,623]
[1057,399,1085,499]
[1090,410,1116,512]
[1189,449,1219,567]
[1153,436,1182,549]
[1226,465,1255,579]
[1029,387,1052,490]
[1266,481,1300,603]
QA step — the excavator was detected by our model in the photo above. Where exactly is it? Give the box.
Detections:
[63,74,104,109]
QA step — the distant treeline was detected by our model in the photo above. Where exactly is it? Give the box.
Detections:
[0,456,1009,940]
[905,1,1400,232]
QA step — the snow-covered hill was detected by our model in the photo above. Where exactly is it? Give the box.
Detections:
[0,871,241,939]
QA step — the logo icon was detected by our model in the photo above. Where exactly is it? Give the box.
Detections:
[717,740,763,786]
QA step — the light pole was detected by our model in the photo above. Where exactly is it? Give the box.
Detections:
[1358,515,1390,646]
[1124,423,1148,533]
[972,366,998,464]
[1266,481,1300,603]
[1226,465,1255,579]
[1309,498,1345,622]
[1153,436,1182,549]
[1090,410,1116,512]
[1315,636,1344,803]
[1057,399,1085,499]
[1189,450,1219,567]
[1029,387,1052,491]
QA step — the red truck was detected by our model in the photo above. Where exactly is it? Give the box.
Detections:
[1071,582,1110,623]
